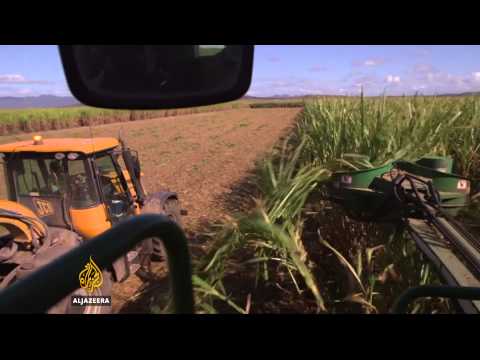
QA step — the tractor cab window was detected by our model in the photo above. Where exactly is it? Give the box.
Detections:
[67,159,98,208]
[13,158,66,197]
[94,154,130,220]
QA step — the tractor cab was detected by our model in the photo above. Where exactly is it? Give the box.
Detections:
[0,135,145,240]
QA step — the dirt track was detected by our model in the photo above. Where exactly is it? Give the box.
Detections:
[0,108,301,312]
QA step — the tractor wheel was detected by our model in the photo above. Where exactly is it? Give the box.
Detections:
[151,198,183,262]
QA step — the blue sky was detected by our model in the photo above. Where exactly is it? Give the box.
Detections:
[1,45,480,97]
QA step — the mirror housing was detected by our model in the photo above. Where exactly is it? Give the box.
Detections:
[58,45,254,109]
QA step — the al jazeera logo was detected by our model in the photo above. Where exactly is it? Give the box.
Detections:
[71,256,111,307]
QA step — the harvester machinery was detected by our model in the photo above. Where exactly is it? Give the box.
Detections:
[328,156,480,313]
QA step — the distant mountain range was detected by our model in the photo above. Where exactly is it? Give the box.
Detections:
[0,95,81,109]
[1,92,479,110]
[243,95,311,100]
[438,91,480,97]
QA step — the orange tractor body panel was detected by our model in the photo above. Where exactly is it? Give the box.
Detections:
[69,204,112,239]
[0,137,119,154]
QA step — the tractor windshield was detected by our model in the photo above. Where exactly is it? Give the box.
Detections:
[8,156,97,208]
[13,157,66,197]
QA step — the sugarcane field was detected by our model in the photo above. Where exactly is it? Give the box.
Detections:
[0,45,479,314]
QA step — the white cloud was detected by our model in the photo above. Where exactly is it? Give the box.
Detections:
[353,58,385,67]
[426,72,436,82]
[309,65,327,72]
[0,74,51,85]
[364,60,377,66]
[0,86,36,97]
[400,64,480,94]
[267,57,281,63]
[0,74,26,83]
[16,88,33,95]
[412,85,427,90]
[250,62,480,97]
[414,63,436,75]
[386,75,401,84]
[418,49,431,57]
[0,83,72,97]
[247,76,344,97]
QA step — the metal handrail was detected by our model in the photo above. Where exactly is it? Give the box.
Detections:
[391,286,480,314]
[0,214,194,314]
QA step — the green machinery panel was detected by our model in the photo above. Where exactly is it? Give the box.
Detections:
[329,156,470,218]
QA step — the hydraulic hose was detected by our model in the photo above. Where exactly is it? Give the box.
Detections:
[392,286,480,314]
[0,209,49,246]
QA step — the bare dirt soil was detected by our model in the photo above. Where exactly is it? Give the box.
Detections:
[0,108,301,312]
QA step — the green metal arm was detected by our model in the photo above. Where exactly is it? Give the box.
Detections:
[0,214,194,314]
[392,286,480,314]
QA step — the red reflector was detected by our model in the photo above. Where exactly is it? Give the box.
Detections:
[341,175,353,185]
[457,180,469,191]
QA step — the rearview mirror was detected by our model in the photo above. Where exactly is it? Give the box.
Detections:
[58,45,254,109]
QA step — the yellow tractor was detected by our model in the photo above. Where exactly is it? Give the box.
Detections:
[0,135,185,313]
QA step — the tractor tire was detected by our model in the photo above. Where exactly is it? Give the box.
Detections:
[151,198,183,262]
